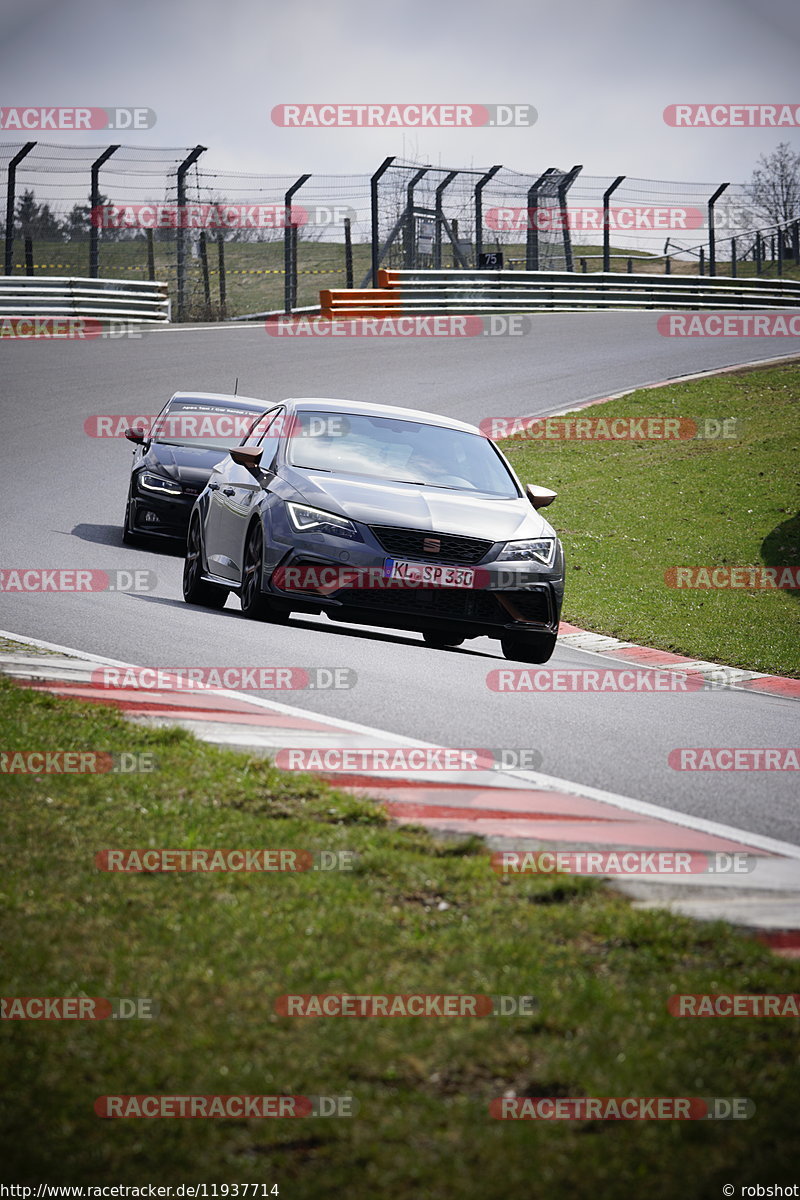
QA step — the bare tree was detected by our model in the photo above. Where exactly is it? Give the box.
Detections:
[748,142,800,228]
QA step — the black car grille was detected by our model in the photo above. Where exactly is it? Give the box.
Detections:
[499,589,551,624]
[336,585,507,624]
[370,525,494,565]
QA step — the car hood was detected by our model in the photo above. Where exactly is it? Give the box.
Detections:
[144,443,229,485]
[282,468,553,542]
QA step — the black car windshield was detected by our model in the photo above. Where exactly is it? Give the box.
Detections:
[287,411,518,497]
[150,400,265,448]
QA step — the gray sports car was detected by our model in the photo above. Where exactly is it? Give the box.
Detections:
[182,397,565,662]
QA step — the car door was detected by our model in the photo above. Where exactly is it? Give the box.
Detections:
[204,407,284,582]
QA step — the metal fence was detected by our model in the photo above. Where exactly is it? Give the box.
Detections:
[2,143,798,321]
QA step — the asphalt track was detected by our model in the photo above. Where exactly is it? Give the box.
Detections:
[2,314,799,843]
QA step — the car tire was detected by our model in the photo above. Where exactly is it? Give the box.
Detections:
[500,631,557,663]
[240,521,289,623]
[422,631,465,648]
[122,491,138,545]
[183,514,229,609]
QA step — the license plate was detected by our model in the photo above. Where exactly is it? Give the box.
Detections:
[383,558,475,588]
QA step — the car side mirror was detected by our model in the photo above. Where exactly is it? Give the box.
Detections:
[230,446,264,471]
[125,428,146,445]
[526,484,557,509]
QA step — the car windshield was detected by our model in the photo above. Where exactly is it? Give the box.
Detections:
[150,400,264,448]
[287,411,518,497]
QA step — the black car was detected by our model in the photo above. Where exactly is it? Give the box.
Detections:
[122,391,268,542]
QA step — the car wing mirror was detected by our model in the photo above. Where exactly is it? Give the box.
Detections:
[526,484,557,509]
[230,446,264,471]
[125,428,146,445]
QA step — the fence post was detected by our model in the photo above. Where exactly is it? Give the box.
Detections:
[403,167,428,268]
[199,232,211,310]
[344,217,353,287]
[699,248,705,275]
[89,144,120,279]
[526,168,554,270]
[579,258,587,273]
[793,220,799,266]
[146,228,155,281]
[4,141,36,275]
[370,156,395,287]
[283,173,311,314]
[707,182,728,277]
[434,171,458,269]
[626,258,633,273]
[665,256,671,274]
[602,175,625,272]
[474,164,501,266]
[755,232,762,274]
[731,238,736,278]
[216,233,226,315]
[176,145,207,322]
[777,226,783,276]
[290,224,299,308]
[24,236,33,276]
[558,164,582,272]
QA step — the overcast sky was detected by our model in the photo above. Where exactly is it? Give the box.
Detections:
[0,0,798,184]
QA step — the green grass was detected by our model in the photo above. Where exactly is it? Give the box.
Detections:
[2,677,800,1194]
[501,361,800,676]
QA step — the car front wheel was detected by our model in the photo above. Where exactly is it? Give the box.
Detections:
[500,631,557,663]
[240,522,288,623]
[183,514,229,609]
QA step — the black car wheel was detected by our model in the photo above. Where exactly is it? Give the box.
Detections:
[240,521,288,623]
[183,514,229,609]
[500,631,557,663]
[122,490,138,545]
[422,631,465,649]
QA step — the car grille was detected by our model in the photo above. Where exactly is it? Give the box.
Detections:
[335,585,508,624]
[498,589,551,624]
[370,525,494,565]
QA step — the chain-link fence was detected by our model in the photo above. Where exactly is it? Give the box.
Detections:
[2,145,798,320]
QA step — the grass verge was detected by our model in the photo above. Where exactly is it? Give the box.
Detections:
[501,360,800,676]
[1,677,799,1195]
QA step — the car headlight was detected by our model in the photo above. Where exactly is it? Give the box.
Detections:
[497,537,557,566]
[139,472,182,495]
[286,501,363,542]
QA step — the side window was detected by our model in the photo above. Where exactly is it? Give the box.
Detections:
[148,398,173,440]
[241,406,283,446]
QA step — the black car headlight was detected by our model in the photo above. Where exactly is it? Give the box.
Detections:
[286,501,363,542]
[139,472,182,496]
[497,537,558,566]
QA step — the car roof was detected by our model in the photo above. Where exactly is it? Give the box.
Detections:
[285,397,483,436]
[168,391,267,409]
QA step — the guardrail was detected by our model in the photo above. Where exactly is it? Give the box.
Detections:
[320,269,800,318]
[0,276,170,323]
